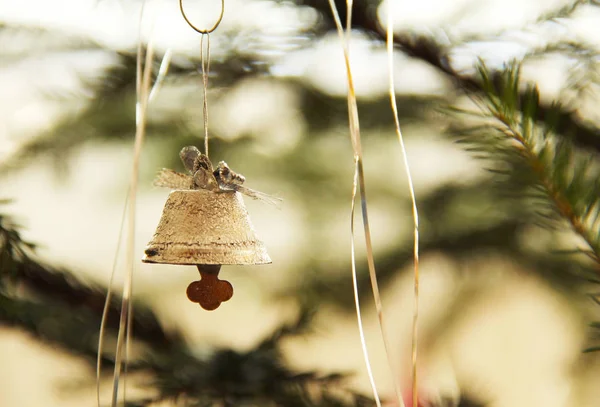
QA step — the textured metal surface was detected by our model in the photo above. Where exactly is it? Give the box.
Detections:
[142,189,271,265]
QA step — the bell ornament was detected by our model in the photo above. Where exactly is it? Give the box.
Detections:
[142,189,271,266]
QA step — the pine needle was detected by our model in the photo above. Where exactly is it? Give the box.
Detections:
[458,63,600,266]
[386,3,418,407]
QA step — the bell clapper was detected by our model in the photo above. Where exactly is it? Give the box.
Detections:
[186,264,234,311]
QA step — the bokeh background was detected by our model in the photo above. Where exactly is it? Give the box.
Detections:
[1,0,600,406]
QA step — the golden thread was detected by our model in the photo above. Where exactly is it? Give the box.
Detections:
[386,3,419,407]
[96,192,128,407]
[327,1,404,406]
[179,0,225,34]
[200,34,211,158]
[179,0,219,158]
[110,32,155,407]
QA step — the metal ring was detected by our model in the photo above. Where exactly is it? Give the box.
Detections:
[179,0,225,34]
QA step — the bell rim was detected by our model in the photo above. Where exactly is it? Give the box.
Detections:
[141,258,273,266]
[142,243,272,266]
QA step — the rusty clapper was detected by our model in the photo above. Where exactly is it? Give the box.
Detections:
[142,146,279,310]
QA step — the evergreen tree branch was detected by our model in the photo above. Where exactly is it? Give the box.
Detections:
[0,209,182,351]
[537,0,599,22]
[450,62,600,266]
[294,0,600,154]
[138,312,373,407]
[0,291,115,364]
[0,207,374,406]
[287,180,596,310]
[0,47,442,176]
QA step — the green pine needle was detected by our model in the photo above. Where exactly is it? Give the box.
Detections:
[449,61,600,264]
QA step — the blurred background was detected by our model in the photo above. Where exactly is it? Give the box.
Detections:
[1,0,600,406]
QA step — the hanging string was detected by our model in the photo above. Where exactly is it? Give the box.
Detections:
[179,0,225,158]
[179,0,224,34]
[386,2,420,405]
[327,1,403,406]
[200,33,211,158]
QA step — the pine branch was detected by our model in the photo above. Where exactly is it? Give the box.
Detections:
[0,46,443,177]
[0,291,114,364]
[0,206,373,406]
[294,0,600,154]
[537,0,600,22]
[0,208,182,352]
[288,180,596,309]
[454,62,600,265]
[135,312,371,407]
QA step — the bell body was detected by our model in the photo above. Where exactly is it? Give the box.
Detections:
[142,189,271,265]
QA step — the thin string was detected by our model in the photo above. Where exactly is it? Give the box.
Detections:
[200,33,211,158]
[179,0,224,34]
[327,1,404,406]
[350,158,383,407]
[178,0,221,157]
[110,32,155,407]
[386,2,420,405]
[98,3,147,406]
[96,191,128,407]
